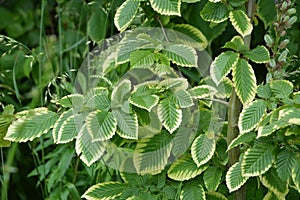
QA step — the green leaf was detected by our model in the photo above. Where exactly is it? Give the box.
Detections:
[244,46,270,64]
[86,110,117,141]
[203,166,223,191]
[158,98,182,134]
[222,36,248,52]
[189,85,217,99]
[263,191,281,200]
[149,0,181,16]
[160,77,189,91]
[173,24,208,50]
[229,10,253,37]
[75,124,106,166]
[57,112,86,144]
[205,191,227,200]
[85,89,111,111]
[191,134,215,167]
[114,0,140,31]
[0,105,14,147]
[59,94,84,108]
[129,90,159,111]
[270,80,293,98]
[182,0,201,2]
[276,150,297,181]
[228,0,247,7]
[260,168,289,198]
[200,2,229,23]
[168,155,208,181]
[163,44,197,67]
[130,50,156,69]
[111,79,132,108]
[226,162,249,192]
[112,109,138,139]
[82,182,128,200]
[180,182,205,200]
[227,132,256,151]
[242,145,274,177]
[133,132,173,175]
[5,108,58,142]
[232,59,257,105]
[257,0,276,28]
[257,83,272,99]
[173,90,194,108]
[292,161,300,193]
[52,110,73,143]
[210,51,239,85]
[238,100,267,134]
[87,8,107,42]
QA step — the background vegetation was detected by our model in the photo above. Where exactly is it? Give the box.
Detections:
[0,0,300,199]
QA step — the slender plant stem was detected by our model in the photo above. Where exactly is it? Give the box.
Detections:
[227,1,256,200]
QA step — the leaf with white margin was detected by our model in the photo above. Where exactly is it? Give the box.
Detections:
[114,0,140,31]
[226,162,249,192]
[112,109,138,139]
[173,24,208,50]
[57,112,86,143]
[133,132,173,175]
[180,182,205,200]
[160,77,189,91]
[292,161,300,193]
[205,191,227,200]
[75,124,106,166]
[222,35,249,52]
[149,0,181,16]
[200,2,229,23]
[52,109,73,143]
[241,145,274,177]
[111,79,131,108]
[59,94,84,108]
[86,110,117,142]
[227,132,256,151]
[270,80,293,98]
[276,150,296,182]
[191,134,215,167]
[229,10,253,37]
[158,98,182,134]
[5,108,58,142]
[260,168,289,198]
[204,166,223,191]
[210,51,239,85]
[189,85,218,99]
[173,90,194,108]
[232,59,257,105]
[167,155,208,181]
[163,44,197,67]
[82,182,128,200]
[129,91,159,111]
[238,99,267,134]
[244,46,270,64]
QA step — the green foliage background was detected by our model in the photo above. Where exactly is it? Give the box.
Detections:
[0,0,300,200]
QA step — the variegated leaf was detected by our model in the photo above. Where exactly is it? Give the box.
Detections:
[191,134,215,167]
[244,46,270,64]
[180,182,205,200]
[112,109,138,139]
[149,0,181,16]
[163,44,197,67]
[229,10,253,37]
[200,2,229,23]
[226,162,249,192]
[114,0,140,31]
[82,182,128,200]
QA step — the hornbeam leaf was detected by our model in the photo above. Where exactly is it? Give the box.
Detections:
[232,59,257,105]
[210,51,239,85]
[129,90,159,111]
[133,132,173,175]
[200,2,229,23]
[149,0,181,16]
[242,145,274,177]
[114,0,140,31]
[52,109,74,143]
[59,94,84,108]
[130,50,156,69]
[57,112,86,143]
[292,161,300,193]
[112,109,138,139]
[82,182,128,200]
[163,44,197,67]
[238,100,267,134]
[263,191,281,200]
[86,110,117,142]
[167,155,208,181]
[270,80,293,98]
[244,46,270,64]
[191,134,215,167]
[173,90,194,108]
[276,150,297,182]
[173,24,208,50]
[75,124,106,166]
[189,85,217,99]
[5,108,58,142]
[158,98,182,134]
[226,162,249,192]
[229,10,253,37]
[260,168,289,198]
[222,35,248,52]
[205,191,227,200]
[227,132,256,151]
[180,182,205,200]
[204,166,223,191]
[111,79,132,108]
